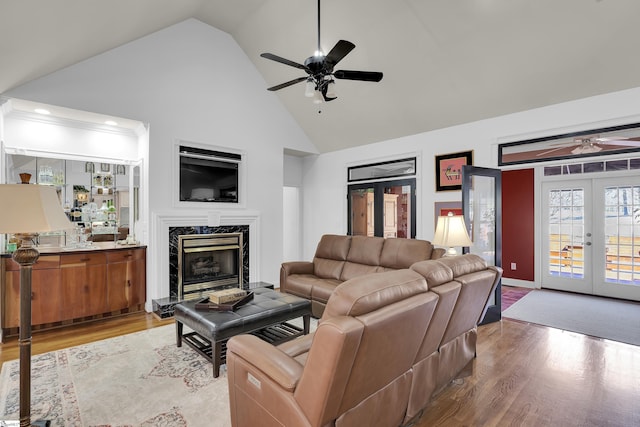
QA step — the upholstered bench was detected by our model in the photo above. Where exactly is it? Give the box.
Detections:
[174,287,311,377]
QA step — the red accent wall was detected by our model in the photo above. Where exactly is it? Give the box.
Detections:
[502,169,534,281]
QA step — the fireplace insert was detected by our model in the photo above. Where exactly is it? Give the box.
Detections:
[177,232,243,300]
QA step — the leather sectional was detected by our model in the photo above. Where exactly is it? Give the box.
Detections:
[280,234,446,317]
[227,252,502,427]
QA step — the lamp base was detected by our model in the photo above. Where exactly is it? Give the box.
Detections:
[444,247,460,256]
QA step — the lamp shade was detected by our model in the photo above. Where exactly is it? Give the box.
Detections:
[432,213,472,249]
[0,184,72,233]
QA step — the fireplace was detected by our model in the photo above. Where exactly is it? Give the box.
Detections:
[151,214,257,319]
[178,232,243,300]
[167,224,249,301]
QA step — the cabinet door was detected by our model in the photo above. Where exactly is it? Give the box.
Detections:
[32,269,62,325]
[3,257,62,327]
[106,249,146,311]
[60,253,108,320]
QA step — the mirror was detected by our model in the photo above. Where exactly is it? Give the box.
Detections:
[5,154,132,243]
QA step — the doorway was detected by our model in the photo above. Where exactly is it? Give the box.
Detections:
[542,175,640,301]
[347,179,416,238]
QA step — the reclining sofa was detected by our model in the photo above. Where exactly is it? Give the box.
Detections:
[227,254,502,427]
[280,234,446,317]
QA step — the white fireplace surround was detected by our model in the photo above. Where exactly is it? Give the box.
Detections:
[147,209,260,310]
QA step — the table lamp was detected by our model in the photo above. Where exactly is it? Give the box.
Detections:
[0,184,72,427]
[432,211,473,256]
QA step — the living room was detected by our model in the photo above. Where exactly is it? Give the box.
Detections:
[1,2,640,426]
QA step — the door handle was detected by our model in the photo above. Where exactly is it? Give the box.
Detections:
[585,242,592,246]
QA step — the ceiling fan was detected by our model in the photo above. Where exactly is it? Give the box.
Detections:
[260,0,383,103]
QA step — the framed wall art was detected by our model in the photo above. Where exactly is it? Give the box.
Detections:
[435,150,473,191]
[434,201,462,227]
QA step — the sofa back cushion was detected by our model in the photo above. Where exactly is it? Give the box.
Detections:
[380,238,435,269]
[435,253,487,278]
[313,234,352,279]
[410,259,454,288]
[323,269,429,319]
[340,235,385,281]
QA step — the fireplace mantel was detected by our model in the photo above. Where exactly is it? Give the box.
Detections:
[148,210,260,311]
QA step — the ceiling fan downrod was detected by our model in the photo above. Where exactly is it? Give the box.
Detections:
[317,0,321,56]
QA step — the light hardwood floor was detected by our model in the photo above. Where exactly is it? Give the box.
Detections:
[1,314,639,426]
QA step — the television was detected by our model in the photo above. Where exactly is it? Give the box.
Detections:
[179,145,240,203]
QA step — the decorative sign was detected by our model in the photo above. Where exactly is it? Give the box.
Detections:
[435,151,473,191]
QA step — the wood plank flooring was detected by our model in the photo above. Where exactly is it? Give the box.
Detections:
[1,314,639,426]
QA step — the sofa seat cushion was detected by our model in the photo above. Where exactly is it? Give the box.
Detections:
[340,262,384,282]
[311,279,341,304]
[285,274,342,300]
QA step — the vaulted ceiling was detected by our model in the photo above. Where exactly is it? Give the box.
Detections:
[2,0,640,153]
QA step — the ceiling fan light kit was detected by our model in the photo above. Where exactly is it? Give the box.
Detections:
[261,0,382,104]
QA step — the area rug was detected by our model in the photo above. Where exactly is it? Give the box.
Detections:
[0,325,230,426]
[501,286,532,311]
[503,289,640,346]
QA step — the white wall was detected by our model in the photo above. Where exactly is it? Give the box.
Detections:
[5,17,640,293]
[5,19,317,293]
[301,86,640,259]
[2,110,140,162]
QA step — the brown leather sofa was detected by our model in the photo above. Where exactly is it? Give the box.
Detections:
[280,234,446,317]
[227,254,502,427]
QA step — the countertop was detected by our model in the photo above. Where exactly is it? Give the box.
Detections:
[1,241,146,257]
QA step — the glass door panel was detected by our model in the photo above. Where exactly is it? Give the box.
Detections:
[382,184,412,238]
[593,176,640,301]
[462,166,502,324]
[348,179,416,238]
[542,180,591,293]
[349,187,375,236]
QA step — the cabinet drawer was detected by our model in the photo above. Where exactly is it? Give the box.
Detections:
[4,255,60,271]
[107,248,145,263]
[60,252,106,266]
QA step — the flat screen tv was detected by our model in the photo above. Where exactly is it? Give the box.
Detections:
[179,145,240,203]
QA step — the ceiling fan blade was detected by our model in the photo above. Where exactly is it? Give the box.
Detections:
[325,40,355,66]
[261,53,309,71]
[321,84,337,102]
[334,70,383,82]
[266,77,308,91]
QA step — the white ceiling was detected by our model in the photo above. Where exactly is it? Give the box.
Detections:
[2,0,640,153]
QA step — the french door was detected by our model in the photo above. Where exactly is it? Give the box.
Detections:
[462,166,502,324]
[347,179,416,238]
[542,175,640,301]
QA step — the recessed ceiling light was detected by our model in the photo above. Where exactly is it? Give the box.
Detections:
[105,120,118,126]
[34,108,50,115]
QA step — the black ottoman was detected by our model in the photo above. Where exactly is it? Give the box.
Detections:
[174,287,311,377]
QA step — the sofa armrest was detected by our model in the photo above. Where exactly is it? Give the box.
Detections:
[280,261,315,293]
[227,334,304,392]
[431,248,446,259]
[281,261,315,275]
